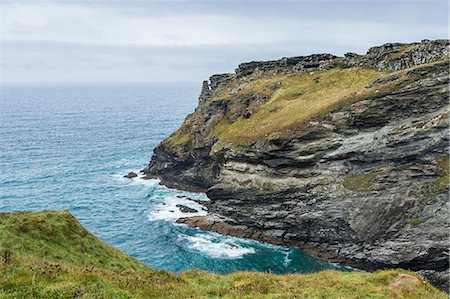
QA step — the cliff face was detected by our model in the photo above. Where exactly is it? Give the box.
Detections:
[144,39,450,288]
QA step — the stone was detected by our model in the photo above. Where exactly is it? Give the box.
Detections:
[176,204,198,213]
[124,172,138,178]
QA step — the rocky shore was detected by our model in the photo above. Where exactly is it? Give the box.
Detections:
[143,39,450,291]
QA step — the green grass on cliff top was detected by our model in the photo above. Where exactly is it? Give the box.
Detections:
[211,67,388,144]
[0,211,446,298]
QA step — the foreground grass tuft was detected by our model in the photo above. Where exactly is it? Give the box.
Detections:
[0,210,446,298]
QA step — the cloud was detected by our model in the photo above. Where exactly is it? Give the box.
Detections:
[1,1,448,83]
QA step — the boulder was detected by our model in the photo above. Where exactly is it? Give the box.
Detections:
[124,172,138,178]
[176,204,198,213]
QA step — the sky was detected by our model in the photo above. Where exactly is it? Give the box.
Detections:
[1,0,448,83]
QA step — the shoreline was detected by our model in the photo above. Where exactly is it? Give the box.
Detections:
[143,174,373,271]
[176,215,365,271]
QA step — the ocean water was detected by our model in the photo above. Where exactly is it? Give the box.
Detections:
[0,84,350,274]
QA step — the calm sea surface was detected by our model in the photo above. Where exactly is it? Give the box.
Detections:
[0,84,350,273]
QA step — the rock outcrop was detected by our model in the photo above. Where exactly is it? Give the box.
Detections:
[144,39,450,290]
[176,204,198,213]
[124,172,138,178]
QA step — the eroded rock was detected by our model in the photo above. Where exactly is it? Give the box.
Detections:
[176,204,198,213]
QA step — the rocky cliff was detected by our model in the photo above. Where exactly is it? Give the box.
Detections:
[144,39,450,290]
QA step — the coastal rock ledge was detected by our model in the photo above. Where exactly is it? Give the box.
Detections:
[143,39,450,291]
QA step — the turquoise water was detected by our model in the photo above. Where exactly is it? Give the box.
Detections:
[0,84,350,274]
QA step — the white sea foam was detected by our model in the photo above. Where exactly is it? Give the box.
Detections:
[283,250,292,266]
[112,171,160,187]
[180,234,255,258]
[148,196,208,221]
[129,177,160,187]
[113,169,210,221]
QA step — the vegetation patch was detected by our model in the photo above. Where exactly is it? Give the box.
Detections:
[0,211,446,298]
[164,60,446,148]
[342,171,378,192]
[213,67,390,144]
[410,218,425,227]
[436,155,450,174]
[435,174,450,189]
[433,155,450,190]
[164,124,192,147]
[252,181,282,193]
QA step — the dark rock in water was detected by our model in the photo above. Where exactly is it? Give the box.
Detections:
[176,195,187,198]
[124,172,138,178]
[145,39,450,290]
[185,197,210,209]
[176,204,198,213]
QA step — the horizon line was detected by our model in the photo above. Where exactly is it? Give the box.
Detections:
[1,81,202,86]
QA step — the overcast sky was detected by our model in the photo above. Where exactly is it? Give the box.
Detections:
[1,0,448,83]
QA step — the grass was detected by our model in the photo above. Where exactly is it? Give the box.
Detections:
[435,155,450,189]
[252,181,282,193]
[342,171,378,192]
[410,218,425,227]
[0,210,446,298]
[165,60,448,148]
[436,155,450,174]
[436,175,450,189]
[164,124,193,147]
[166,67,391,147]
[210,67,389,144]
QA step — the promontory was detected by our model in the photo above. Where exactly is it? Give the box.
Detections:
[144,39,450,290]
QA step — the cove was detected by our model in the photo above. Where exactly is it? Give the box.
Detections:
[0,83,351,274]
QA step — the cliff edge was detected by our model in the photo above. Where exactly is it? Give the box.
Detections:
[144,39,450,290]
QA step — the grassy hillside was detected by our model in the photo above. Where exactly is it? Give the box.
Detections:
[166,60,447,147]
[212,67,387,144]
[0,210,446,298]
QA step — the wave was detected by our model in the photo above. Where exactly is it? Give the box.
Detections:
[111,172,160,187]
[147,195,208,221]
[283,250,292,267]
[179,234,255,259]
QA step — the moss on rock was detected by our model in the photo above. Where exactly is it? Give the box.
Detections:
[342,172,378,192]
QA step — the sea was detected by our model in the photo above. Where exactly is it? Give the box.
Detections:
[0,83,350,274]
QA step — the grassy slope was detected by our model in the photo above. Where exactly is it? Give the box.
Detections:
[164,67,388,147]
[213,67,387,144]
[167,60,447,147]
[0,211,446,298]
